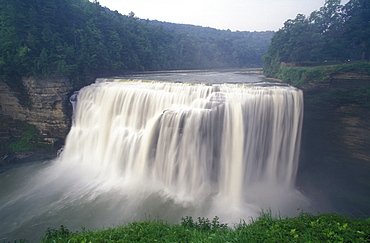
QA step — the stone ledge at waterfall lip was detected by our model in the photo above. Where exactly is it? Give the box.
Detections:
[116,68,264,75]
[93,78,293,89]
[95,69,267,85]
[244,81,291,87]
[236,70,263,75]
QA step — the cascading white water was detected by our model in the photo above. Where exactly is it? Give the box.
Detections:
[0,79,309,241]
[60,80,305,213]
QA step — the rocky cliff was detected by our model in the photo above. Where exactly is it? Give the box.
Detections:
[0,76,73,164]
[0,76,73,139]
[296,73,370,217]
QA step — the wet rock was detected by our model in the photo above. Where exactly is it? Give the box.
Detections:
[0,76,73,140]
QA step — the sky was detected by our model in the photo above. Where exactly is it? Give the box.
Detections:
[96,0,350,32]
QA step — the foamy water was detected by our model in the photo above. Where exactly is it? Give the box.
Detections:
[0,80,309,241]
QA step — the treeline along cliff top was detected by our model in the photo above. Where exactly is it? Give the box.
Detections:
[263,0,370,78]
[1,0,369,89]
[0,0,273,89]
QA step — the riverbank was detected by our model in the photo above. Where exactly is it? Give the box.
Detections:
[276,62,370,91]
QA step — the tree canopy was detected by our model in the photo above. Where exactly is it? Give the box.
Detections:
[263,0,370,77]
[0,0,273,88]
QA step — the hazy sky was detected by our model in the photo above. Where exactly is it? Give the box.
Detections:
[96,0,350,31]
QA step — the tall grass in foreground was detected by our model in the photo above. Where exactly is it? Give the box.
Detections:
[30,212,370,242]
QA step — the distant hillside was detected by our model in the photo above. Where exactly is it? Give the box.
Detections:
[0,0,273,90]
[146,19,274,67]
[144,19,232,35]
[146,19,273,38]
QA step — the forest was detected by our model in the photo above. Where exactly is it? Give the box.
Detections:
[263,0,370,77]
[0,0,273,89]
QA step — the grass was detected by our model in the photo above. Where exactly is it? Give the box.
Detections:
[278,66,326,86]
[277,62,370,87]
[24,212,369,242]
[276,62,370,108]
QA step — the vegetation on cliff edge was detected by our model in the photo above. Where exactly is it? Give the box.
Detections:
[278,62,370,86]
[0,117,52,164]
[272,63,370,108]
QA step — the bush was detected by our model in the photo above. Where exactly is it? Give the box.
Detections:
[279,66,325,86]
[330,63,370,75]
[39,212,370,243]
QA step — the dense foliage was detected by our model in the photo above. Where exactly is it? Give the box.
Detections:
[148,20,274,68]
[0,0,273,88]
[263,0,370,77]
[278,62,370,86]
[271,62,370,109]
[36,212,370,242]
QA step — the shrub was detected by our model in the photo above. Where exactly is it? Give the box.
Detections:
[39,212,370,243]
[279,66,325,86]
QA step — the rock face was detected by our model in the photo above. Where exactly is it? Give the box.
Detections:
[296,74,370,217]
[0,76,73,142]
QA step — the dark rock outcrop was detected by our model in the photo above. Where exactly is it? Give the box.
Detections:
[296,75,370,217]
[0,76,73,140]
[0,76,73,165]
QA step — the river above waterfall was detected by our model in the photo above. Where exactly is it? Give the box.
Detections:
[117,68,266,84]
[0,69,368,242]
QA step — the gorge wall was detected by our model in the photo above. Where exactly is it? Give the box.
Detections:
[296,72,370,217]
[0,76,73,164]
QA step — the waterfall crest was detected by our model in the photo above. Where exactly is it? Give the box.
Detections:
[59,80,305,215]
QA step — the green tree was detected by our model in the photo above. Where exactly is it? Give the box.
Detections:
[343,0,370,61]
[1,0,273,89]
[309,0,346,61]
[263,0,369,77]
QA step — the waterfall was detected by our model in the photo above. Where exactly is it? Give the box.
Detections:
[0,79,309,241]
[59,80,305,216]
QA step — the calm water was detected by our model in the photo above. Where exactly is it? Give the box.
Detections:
[118,69,266,84]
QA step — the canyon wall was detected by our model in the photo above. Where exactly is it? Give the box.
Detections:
[297,73,370,217]
[0,77,73,140]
